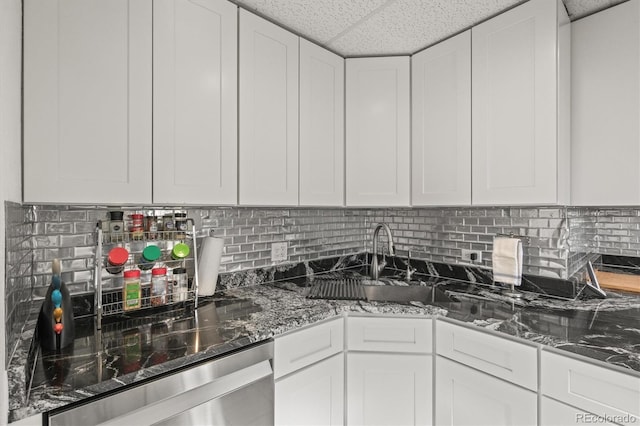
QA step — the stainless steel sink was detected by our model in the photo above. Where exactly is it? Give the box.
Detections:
[362,285,452,304]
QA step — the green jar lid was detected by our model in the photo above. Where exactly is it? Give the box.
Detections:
[142,245,161,262]
[171,243,190,259]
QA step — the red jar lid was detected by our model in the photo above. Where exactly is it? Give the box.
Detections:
[123,269,141,278]
[108,247,129,266]
[151,267,167,276]
[130,214,144,219]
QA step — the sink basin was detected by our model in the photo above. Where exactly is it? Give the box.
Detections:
[362,285,453,304]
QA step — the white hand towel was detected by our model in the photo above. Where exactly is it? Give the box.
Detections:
[492,237,523,286]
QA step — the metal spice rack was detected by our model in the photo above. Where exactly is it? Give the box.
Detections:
[94,221,200,330]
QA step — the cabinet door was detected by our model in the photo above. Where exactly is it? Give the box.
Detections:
[471,0,562,205]
[346,57,410,207]
[412,30,471,206]
[275,317,344,379]
[436,320,537,391]
[541,397,618,426]
[299,39,345,206]
[153,0,237,205]
[24,0,152,204]
[347,353,431,426]
[275,353,344,426]
[435,356,537,426]
[239,10,299,206]
[541,351,640,424]
[571,0,640,205]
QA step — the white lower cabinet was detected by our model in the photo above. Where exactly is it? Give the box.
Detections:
[541,350,640,426]
[274,317,344,425]
[346,316,433,426]
[435,356,537,426]
[541,396,618,426]
[347,353,432,426]
[275,353,344,426]
[272,316,639,426]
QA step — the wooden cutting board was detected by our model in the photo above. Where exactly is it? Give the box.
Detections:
[594,270,640,294]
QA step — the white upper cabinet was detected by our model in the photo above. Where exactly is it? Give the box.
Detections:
[346,57,411,207]
[299,40,345,207]
[471,0,570,205]
[239,10,299,206]
[24,0,152,204]
[153,0,238,205]
[571,0,640,206]
[412,30,471,206]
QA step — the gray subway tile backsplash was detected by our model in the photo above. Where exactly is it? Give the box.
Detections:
[6,202,640,366]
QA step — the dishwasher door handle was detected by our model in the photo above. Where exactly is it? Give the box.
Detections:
[98,360,273,426]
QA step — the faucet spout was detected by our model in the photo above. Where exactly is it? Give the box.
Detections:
[370,223,395,280]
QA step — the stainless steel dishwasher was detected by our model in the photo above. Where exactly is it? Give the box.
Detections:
[46,341,274,426]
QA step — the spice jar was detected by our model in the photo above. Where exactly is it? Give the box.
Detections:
[145,215,158,240]
[172,267,188,302]
[171,242,190,260]
[151,267,168,306]
[174,213,187,240]
[106,247,129,274]
[162,214,175,240]
[138,245,161,271]
[130,214,144,240]
[109,211,124,240]
[123,270,141,311]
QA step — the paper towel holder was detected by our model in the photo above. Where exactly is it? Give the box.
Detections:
[495,232,530,245]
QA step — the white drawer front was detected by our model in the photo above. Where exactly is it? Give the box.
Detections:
[274,317,344,378]
[542,351,640,425]
[348,316,432,353]
[541,396,619,426]
[436,320,537,390]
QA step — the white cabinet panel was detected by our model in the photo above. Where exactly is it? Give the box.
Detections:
[412,30,471,206]
[299,39,344,206]
[274,317,344,379]
[542,350,640,425]
[347,316,432,354]
[436,320,538,391]
[275,353,344,426]
[435,356,537,426]
[471,0,569,205]
[24,0,152,204]
[542,396,618,426]
[571,0,640,205]
[239,9,299,206]
[347,353,431,426]
[153,0,237,205]
[346,57,410,207]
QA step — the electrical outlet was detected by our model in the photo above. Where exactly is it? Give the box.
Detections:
[271,242,288,262]
[461,249,482,263]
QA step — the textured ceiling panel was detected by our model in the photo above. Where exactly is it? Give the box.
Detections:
[328,0,526,56]
[232,0,631,56]
[563,0,627,20]
[234,0,389,44]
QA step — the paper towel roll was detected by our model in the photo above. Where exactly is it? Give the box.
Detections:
[197,236,224,296]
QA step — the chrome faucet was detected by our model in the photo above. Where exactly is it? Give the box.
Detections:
[370,223,395,280]
[405,250,416,283]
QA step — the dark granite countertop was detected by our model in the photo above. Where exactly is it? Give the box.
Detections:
[8,257,640,423]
